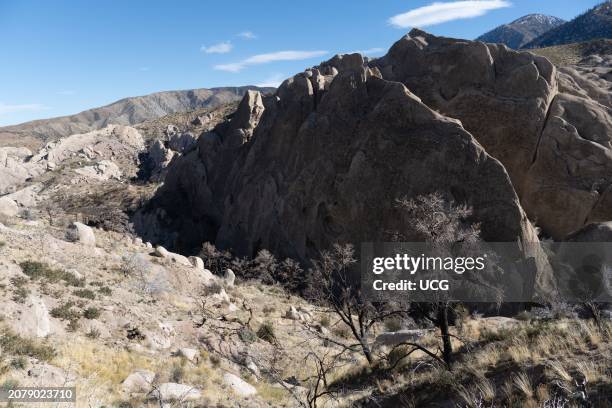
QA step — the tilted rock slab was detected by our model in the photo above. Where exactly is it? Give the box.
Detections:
[373,29,612,239]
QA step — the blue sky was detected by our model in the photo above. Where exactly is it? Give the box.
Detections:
[0,0,602,126]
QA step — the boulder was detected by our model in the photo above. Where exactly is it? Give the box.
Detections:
[224,268,235,287]
[0,196,19,217]
[122,369,156,394]
[16,296,51,338]
[176,348,199,362]
[155,245,170,258]
[27,364,68,387]
[223,373,257,397]
[67,222,96,247]
[150,383,201,402]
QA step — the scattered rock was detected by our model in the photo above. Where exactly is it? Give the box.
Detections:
[27,364,68,387]
[66,222,96,247]
[122,369,156,394]
[150,383,201,402]
[176,348,199,362]
[223,373,257,397]
[155,246,170,258]
[0,196,19,217]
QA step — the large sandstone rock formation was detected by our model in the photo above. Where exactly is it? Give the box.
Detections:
[136,53,538,263]
[373,29,612,239]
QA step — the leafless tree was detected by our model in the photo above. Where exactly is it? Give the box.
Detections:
[393,192,482,367]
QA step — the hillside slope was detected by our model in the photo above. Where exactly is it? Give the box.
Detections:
[477,14,565,49]
[524,1,612,48]
[0,86,274,149]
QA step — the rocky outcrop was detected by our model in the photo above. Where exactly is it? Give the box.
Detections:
[0,125,144,194]
[137,50,539,263]
[372,29,612,239]
[67,222,96,247]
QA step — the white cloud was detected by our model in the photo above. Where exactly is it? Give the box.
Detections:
[238,31,257,40]
[57,90,76,95]
[201,41,233,54]
[256,73,285,88]
[215,50,328,72]
[388,0,511,28]
[0,102,47,115]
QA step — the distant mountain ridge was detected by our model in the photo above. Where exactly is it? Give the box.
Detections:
[477,14,565,49]
[524,1,612,48]
[0,86,274,148]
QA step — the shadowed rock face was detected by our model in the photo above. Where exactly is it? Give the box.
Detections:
[373,29,612,239]
[136,52,537,262]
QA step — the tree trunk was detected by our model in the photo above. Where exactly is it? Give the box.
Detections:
[438,303,453,367]
[360,337,374,365]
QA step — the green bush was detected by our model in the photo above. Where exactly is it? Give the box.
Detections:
[238,327,258,343]
[19,261,84,286]
[83,307,100,319]
[0,329,55,361]
[73,289,96,300]
[10,357,27,370]
[97,286,112,296]
[256,321,276,343]
[50,302,80,321]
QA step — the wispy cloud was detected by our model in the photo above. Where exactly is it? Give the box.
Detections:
[388,0,511,28]
[138,66,151,72]
[0,102,47,115]
[238,31,257,40]
[57,90,76,96]
[350,47,386,56]
[256,73,285,88]
[215,50,328,73]
[201,41,233,54]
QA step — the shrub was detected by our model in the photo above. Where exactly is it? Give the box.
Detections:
[384,317,402,332]
[12,286,30,304]
[252,250,278,284]
[200,242,232,275]
[0,329,55,361]
[238,327,258,343]
[50,302,80,321]
[170,363,185,383]
[256,321,276,343]
[262,305,276,315]
[73,289,96,300]
[10,357,27,370]
[19,261,84,286]
[86,328,101,339]
[98,286,112,296]
[83,307,100,319]
[209,353,221,367]
[320,315,331,328]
